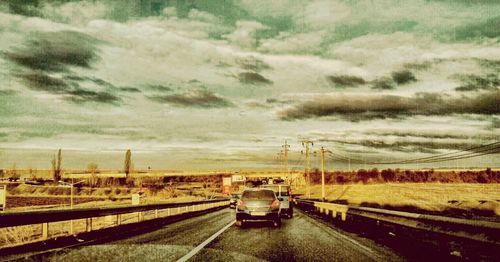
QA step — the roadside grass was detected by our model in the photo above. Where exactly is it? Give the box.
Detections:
[296,183,500,217]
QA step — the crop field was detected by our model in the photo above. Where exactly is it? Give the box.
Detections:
[298,183,500,218]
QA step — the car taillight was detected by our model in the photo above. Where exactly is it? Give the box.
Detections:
[270,199,280,209]
[237,200,245,209]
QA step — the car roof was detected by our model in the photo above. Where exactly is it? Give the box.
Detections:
[243,188,274,192]
[261,184,290,187]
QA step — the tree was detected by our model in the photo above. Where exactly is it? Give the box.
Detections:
[52,149,62,181]
[8,163,19,181]
[87,163,99,174]
[87,163,99,187]
[124,149,132,177]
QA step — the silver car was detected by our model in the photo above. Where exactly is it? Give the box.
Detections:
[235,188,281,227]
[261,184,293,218]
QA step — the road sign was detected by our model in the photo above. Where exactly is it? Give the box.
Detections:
[0,185,6,212]
[222,177,231,186]
[231,175,245,182]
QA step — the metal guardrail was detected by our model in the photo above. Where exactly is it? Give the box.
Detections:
[0,198,229,247]
[296,199,500,244]
[0,199,228,228]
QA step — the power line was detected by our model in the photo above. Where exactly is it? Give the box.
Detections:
[326,141,500,166]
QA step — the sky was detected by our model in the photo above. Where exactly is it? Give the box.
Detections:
[0,0,499,171]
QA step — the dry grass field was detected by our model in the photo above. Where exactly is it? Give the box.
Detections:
[296,183,500,217]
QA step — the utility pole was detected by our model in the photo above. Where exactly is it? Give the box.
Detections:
[320,147,325,201]
[277,151,284,172]
[301,140,314,198]
[282,141,290,183]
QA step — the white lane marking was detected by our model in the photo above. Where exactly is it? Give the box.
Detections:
[299,210,379,258]
[176,220,235,262]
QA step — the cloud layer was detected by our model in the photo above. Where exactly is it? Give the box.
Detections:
[278,91,500,120]
[0,0,499,169]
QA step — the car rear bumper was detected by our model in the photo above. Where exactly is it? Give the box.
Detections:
[236,211,280,221]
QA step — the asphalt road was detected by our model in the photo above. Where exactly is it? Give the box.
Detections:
[37,208,403,262]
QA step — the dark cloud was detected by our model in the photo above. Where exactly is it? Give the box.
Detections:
[391,70,417,85]
[453,16,500,40]
[238,72,272,85]
[4,31,98,72]
[147,90,233,108]
[17,71,119,104]
[362,130,495,140]
[146,84,173,92]
[278,91,500,121]
[453,74,499,92]
[371,77,395,90]
[322,138,480,153]
[265,98,291,104]
[246,97,291,109]
[236,57,272,72]
[6,0,40,17]
[327,75,366,87]
[119,87,141,93]
[18,71,69,93]
[403,61,433,71]
[65,89,120,104]
[476,59,500,71]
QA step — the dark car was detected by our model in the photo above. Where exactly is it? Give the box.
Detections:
[261,184,293,218]
[229,193,242,209]
[236,188,281,227]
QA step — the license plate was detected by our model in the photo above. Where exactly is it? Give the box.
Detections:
[251,212,266,216]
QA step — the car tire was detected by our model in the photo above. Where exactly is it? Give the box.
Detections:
[273,218,281,227]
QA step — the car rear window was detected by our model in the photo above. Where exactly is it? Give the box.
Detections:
[263,186,290,196]
[242,190,276,200]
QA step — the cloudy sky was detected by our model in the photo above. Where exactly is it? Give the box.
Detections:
[0,0,499,171]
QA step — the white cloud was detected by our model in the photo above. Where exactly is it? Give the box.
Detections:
[40,1,108,25]
[224,20,268,49]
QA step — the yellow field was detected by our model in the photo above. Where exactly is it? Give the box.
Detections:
[296,183,500,216]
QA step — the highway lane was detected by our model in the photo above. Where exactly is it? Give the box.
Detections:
[35,208,403,262]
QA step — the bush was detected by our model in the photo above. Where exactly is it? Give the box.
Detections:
[477,173,489,183]
[357,169,369,183]
[381,169,396,182]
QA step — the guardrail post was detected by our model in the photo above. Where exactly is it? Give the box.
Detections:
[155,209,159,219]
[42,223,49,240]
[167,208,171,216]
[178,207,181,214]
[117,214,122,225]
[86,218,92,232]
[341,212,347,221]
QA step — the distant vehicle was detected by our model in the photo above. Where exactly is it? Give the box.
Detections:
[261,184,293,218]
[236,188,281,227]
[24,180,42,185]
[229,193,242,209]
